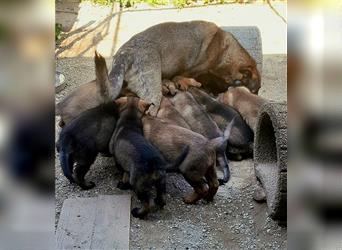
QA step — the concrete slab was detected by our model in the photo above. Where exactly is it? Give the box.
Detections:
[56,195,131,250]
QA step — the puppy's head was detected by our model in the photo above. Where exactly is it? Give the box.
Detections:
[115,96,152,117]
[210,31,261,94]
[217,86,251,106]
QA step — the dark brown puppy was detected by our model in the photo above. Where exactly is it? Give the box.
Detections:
[56,51,110,127]
[106,21,260,115]
[188,87,254,159]
[156,96,190,129]
[109,97,188,219]
[142,115,235,204]
[56,102,119,190]
[169,91,231,184]
[217,86,267,132]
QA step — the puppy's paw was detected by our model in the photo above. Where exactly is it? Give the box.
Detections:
[154,197,166,209]
[218,178,226,186]
[117,181,131,190]
[183,192,200,204]
[79,181,95,190]
[131,207,146,219]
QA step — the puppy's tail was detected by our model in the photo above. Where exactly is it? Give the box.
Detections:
[166,145,190,170]
[59,143,75,183]
[207,116,236,184]
[208,116,236,150]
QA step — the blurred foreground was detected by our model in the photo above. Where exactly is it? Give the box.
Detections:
[0,0,341,249]
[288,0,342,249]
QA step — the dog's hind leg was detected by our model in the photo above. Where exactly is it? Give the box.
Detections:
[154,170,166,209]
[117,171,131,190]
[204,165,220,202]
[74,156,96,190]
[126,50,162,116]
[182,175,209,204]
[131,191,152,219]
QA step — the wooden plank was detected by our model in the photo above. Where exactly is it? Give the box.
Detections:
[56,195,131,250]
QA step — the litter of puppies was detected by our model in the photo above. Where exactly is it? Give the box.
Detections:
[56,53,269,219]
[56,22,268,219]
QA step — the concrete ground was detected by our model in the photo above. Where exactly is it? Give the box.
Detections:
[56,1,287,249]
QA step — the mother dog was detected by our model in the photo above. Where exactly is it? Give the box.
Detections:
[105,21,261,114]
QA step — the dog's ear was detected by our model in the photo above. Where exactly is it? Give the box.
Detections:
[115,97,128,107]
[138,100,153,114]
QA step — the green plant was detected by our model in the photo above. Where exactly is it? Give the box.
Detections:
[173,0,188,7]
[55,23,63,42]
[83,0,114,5]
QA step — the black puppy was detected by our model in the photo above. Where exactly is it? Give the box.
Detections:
[188,87,254,160]
[110,97,188,219]
[57,102,119,190]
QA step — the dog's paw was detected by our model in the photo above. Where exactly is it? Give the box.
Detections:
[218,178,226,186]
[173,77,201,91]
[253,185,266,202]
[183,192,200,204]
[117,181,131,190]
[131,207,146,219]
[154,197,166,209]
[79,181,95,190]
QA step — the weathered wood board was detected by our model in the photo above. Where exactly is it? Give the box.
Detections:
[56,195,131,250]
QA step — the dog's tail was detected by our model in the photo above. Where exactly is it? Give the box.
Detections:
[107,52,127,100]
[94,51,112,101]
[58,141,75,183]
[208,116,236,150]
[207,116,236,184]
[165,145,190,170]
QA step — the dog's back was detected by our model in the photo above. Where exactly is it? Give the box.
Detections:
[57,102,118,185]
[189,87,254,158]
[218,86,266,131]
[157,96,190,129]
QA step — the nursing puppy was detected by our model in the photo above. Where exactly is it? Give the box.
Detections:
[218,86,267,132]
[110,97,188,219]
[56,51,110,127]
[143,115,235,204]
[156,96,190,129]
[106,21,260,115]
[56,102,119,190]
[169,91,231,184]
[188,87,254,159]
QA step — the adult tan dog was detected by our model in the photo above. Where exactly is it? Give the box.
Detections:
[107,21,261,115]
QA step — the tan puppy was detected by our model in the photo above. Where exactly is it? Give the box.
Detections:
[56,52,110,127]
[142,115,234,204]
[106,21,260,115]
[218,86,267,132]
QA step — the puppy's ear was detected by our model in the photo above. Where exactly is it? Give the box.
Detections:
[138,100,153,114]
[115,97,128,107]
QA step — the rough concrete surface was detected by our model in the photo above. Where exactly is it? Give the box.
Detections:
[56,2,287,249]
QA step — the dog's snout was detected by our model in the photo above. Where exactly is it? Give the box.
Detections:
[233,79,242,86]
